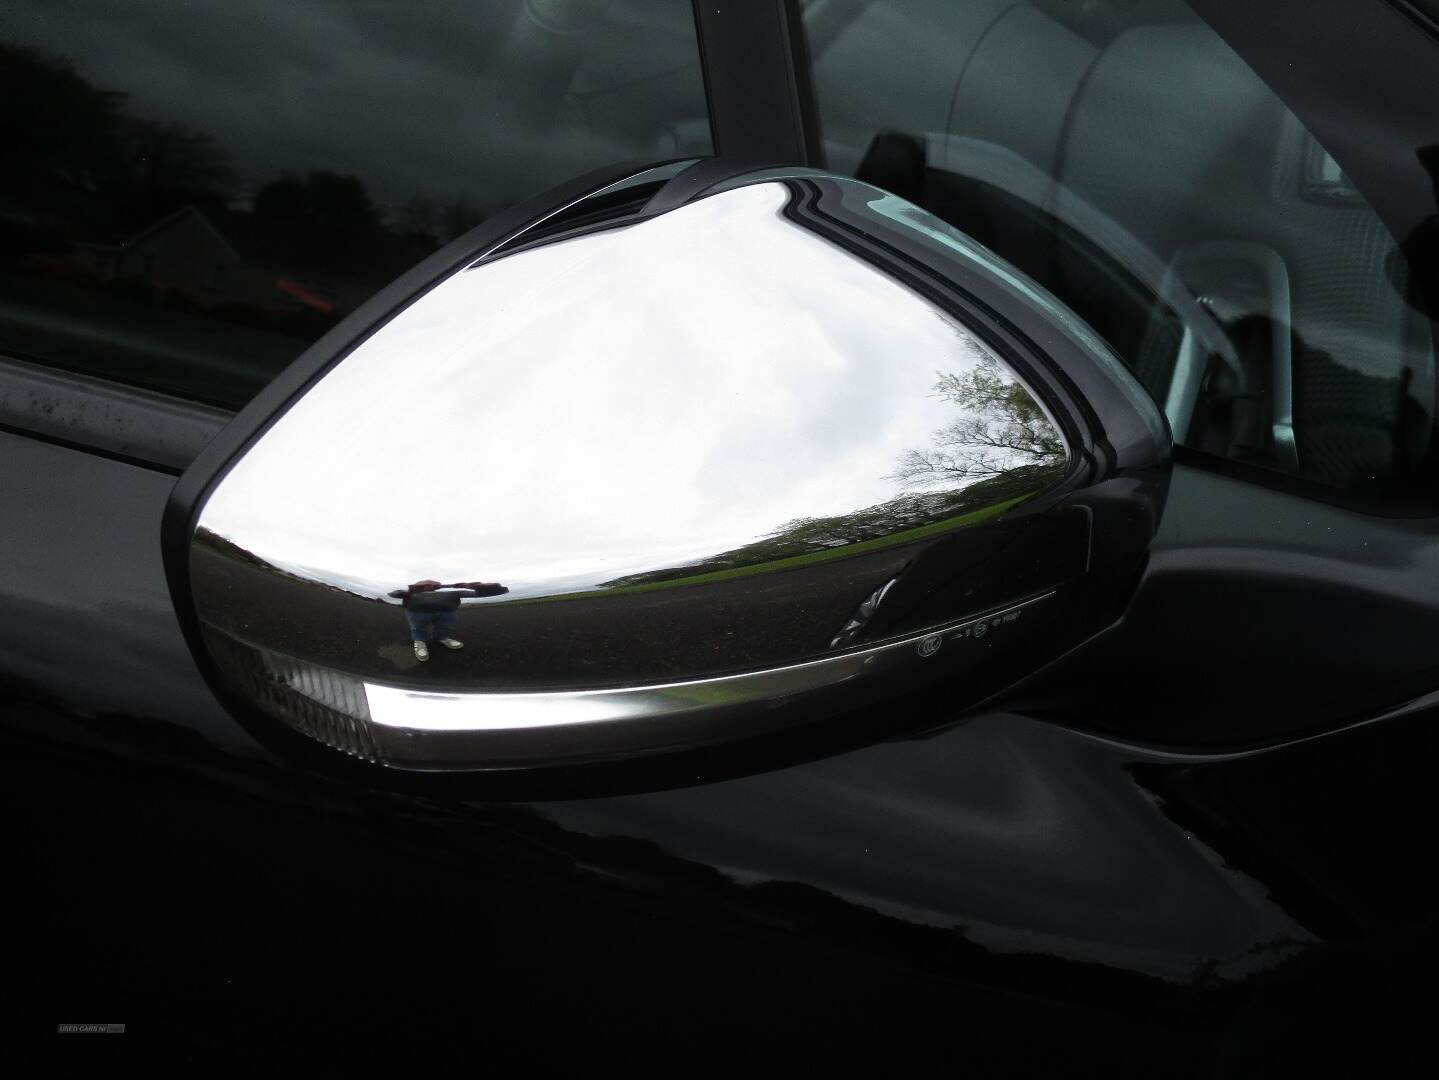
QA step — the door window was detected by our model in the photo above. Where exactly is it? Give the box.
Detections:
[0,0,710,407]
[802,0,1438,508]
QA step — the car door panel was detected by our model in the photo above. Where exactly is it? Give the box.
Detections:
[2,430,1434,1064]
[3,0,1438,1067]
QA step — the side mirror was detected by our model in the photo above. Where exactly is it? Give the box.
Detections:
[164,160,1169,775]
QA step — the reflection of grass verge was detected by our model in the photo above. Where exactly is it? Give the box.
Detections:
[502,492,1036,606]
[194,527,381,603]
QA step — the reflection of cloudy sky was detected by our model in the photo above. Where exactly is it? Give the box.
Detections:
[201,182,1009,595]
[4,0,708,214]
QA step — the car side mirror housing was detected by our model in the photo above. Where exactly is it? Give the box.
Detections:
[164,160,1170,775]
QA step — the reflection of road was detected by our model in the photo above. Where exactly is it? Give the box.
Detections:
[192,538,913,690]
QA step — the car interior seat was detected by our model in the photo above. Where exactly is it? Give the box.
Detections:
[808,0,1432,493]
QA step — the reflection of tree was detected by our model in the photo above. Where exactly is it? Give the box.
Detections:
[398,194,492,245]
[0,42,126,199]
[122,118,235,203]
[602,361,1066,591]
[0,41,472,286]
[0,41,233,230]
[889,357,1066,490]
[253,170,385,270]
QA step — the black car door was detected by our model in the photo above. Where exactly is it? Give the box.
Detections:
[3,1,1437,1071]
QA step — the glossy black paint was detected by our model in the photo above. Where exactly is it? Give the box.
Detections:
[4,0,1439,1067]
[4,430,1437,1067]
[9,691,1433,1069]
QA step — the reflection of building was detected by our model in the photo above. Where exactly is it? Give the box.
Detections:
[75,204,366,317]
[89,205,241,296]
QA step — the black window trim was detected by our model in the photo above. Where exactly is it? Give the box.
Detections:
[690,0,821,166]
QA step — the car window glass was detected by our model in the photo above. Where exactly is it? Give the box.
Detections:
[1404,0,1439,25]
[802,0,1438,509]
[0,0,710,408]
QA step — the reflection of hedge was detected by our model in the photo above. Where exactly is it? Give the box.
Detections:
[194,526,277,572]
[604,463,1065,589]
[193,527,372,601]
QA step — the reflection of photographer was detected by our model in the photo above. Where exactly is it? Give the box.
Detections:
[387,579,508,662]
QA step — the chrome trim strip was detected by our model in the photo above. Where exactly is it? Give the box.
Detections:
[0,353,229,470]
[363,591,1057,736]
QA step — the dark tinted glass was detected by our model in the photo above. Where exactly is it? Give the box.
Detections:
[1403,0,1439,24]
[0,1,710,407]
[802,0,1439,509]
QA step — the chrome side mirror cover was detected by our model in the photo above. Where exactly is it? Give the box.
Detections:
[164,160,1170,774]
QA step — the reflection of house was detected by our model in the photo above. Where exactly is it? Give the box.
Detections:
[94,205,241,295]
[76,204,367,316]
